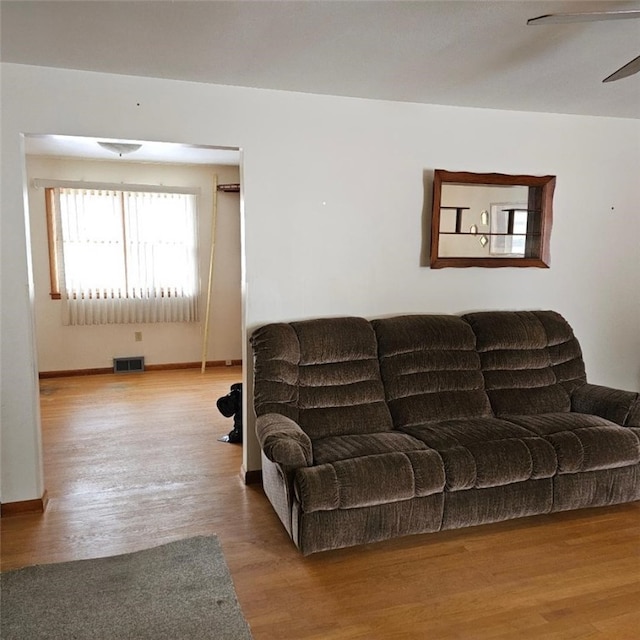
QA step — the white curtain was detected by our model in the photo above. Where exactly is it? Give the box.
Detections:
[55,187,198,325]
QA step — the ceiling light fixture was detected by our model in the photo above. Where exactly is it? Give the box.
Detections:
[98,141,142,157]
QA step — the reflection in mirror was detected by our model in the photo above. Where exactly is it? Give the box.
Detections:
[430,170,556,268]
[489,203,527,256]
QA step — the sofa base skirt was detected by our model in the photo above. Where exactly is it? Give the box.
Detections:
[292,493,444,555]
[262,461,640,555]
[441,478,553,531]
[551,464,640,512]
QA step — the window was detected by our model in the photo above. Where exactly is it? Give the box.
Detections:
[45,186,199,325]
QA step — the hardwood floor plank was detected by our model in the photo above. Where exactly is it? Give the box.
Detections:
[1,368,639,639]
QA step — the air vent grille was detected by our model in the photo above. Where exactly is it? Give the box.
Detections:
[113,357,145,373]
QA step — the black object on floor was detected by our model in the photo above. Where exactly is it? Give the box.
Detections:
[216,383,243,444]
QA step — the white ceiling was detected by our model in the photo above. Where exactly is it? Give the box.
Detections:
[2,0,639,128]
[23,134,241,165]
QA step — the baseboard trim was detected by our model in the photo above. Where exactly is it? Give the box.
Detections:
[1,490,49,517]
[40,367,112,378]
[243,467,263,485]
[39,360,243,379]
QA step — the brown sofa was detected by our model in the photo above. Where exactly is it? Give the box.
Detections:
[251,311,640,555]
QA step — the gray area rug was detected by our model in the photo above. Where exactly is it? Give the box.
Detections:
[1,535,253,640]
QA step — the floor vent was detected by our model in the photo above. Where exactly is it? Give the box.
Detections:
[113,357,145,373]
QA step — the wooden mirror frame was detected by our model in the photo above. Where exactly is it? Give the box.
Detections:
[430,170,556,269]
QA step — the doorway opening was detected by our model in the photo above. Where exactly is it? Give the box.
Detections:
[23,133,245,512]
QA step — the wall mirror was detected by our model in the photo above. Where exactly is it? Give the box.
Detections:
[430,170,556,268]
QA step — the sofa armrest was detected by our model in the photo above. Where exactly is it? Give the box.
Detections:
[256,413,313,468]
[572,383,640,427]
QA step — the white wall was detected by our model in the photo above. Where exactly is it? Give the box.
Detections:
[26,156,242,372]
[2,63,639,503]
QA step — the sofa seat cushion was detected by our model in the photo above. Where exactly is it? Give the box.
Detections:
[312,432,429,465]
[504,413,640,473]
[294,450,445,513]
[400,418,557,491]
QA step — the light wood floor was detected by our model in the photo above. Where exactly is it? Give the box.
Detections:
[1,369,639,639]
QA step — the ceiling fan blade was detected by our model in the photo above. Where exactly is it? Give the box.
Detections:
[603,54,640,82]
[527,10,640,25]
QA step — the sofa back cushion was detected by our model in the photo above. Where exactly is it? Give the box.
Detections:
[373,315,493,427]
[252,317,393,438]
[462,310,586,417]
